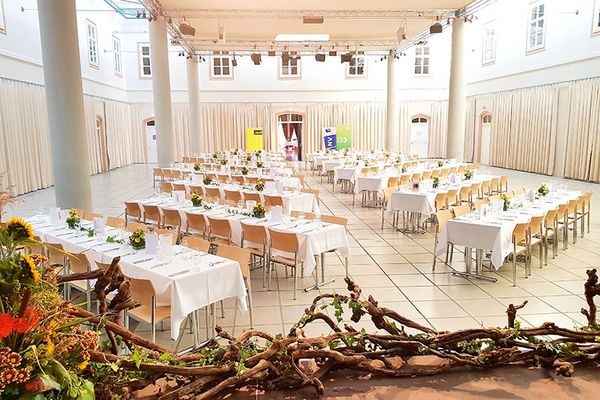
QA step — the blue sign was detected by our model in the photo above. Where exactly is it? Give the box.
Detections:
[323,127,337,150]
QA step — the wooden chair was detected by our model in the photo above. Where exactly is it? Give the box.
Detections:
[542,208,558,264]
[290,211,315,220]
[172,183,186,192]
[83,212,102,221]
[162,169,173,181]
[106,217,126,229]
[126,221,148,233]
[232,176,245,185]
[143,205,162,226]
[216,244,254,327]
[292,174,306,187]
[490,177,501,194]
[510,223,530,287]
[45,242,66,269]
[451,204,471,218]
[458,186,471,205]
[319,215,349,276]
[528,215,545,270]
[162,208,182,241]
[399,175,411,186]
[267,229,303,299]
[224,189,243,203]
[387,176,400,189]
[300,188,320,205]
[480,180,492,197]
[421,171,432,180]
[381,187,398,229]
[124,202,143,224]
[446,189,459,207]
[205,187,221,201]
[185,212,207,238]
[160,181,173,193]
[207,216,232,245]
[576,196,587,238]
[434,192,448,211]
[240,222,269,286]
[264,194,284,208]
[155,228,177,245]
[182,236,211,253]
[244,192,262,202]
[512,187,525,197]
[65,252,92,307]
[153,168,163,188]
[432,209,454,271]
[499,176,509,193]
[126,278,171,342]
[582,192,593,234]
[471,198,489,211]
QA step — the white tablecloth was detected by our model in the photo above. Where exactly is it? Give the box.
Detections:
[387,190,438,216]
[29,216,247,340]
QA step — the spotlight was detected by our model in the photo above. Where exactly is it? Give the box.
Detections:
[315,53,326,62]
[251,53,262,65]
[396,26,406,41]
[281,51,290,63]
[179,22,196,36]
[303,15,324,24]
[329,50,337,56]
[268,50,276,56]
[340,52,353,63]
[430,22,443,34]
[232,58,238,67]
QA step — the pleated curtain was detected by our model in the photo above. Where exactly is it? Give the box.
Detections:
[463,97,478,162]
[428,101,448,158]
[563,78,600,182]
[172,104,191,160]
[104,100,147,169]
[489,85,559,175]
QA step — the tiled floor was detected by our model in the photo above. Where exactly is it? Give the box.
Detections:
[9,163,600,350]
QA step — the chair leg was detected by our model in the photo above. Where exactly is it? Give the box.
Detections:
[512,250,517,287]
[246,277,254,328]
[220,300,225,318]
[293,265,298,300]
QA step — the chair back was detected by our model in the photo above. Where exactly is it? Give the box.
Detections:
[160,181,173,193]
[216,244,252,279]
[435,192,447,210]
[240,222,269,250]
[172,183,186,192]
[125,202,142,219]
[143,205,161,224]
[126,221,148,233]
[421,171,432,180]
[544,208,557,226]
[529,215,544,236]
[128,277,156,309]
[205,187,221,200]
[162,208,181,228]
[383,187,396,205]
[106,217,126,229]
[268,229,299,254]
[411,173,421,183]
[387,176,400,188]
[154,228,177,245]
[182,236,211,253]
[513,223,529,244]
[300,189,320,204]
[320,214,348,226]
[67,252,90,274]
[232,176,245,185]
[185,211,207,236]
[435,209,453,233]
[292,174,306,187]
[83,212,102,221]
[290,211,316,220]
[452,204,471,217]
[264,194,284,207]
[207,217,232,242]
[244,192,262,202]
[399,175,411,186]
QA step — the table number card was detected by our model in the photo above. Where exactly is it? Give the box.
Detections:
[146,230,159,255]
[159,234,172,256]
[270,206,283,224]
[50,207,60,224]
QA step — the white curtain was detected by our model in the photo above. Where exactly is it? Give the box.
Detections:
[490,85,559,175]
[463,97,478,162]
[428,101,448,158]
[83,96,102,175]
[564,78,600,182]
[398,102,411,153]
[0,79,53,195]
[104,100,146,169]
[172,104,191,160]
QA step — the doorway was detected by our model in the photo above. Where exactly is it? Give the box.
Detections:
[480,113,492,165]
[410,116,429,158]
[145,118,157,164]
[277,113,303,161]
[96,116,110,172]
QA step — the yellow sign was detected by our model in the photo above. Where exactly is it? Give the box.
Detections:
[245,127,264,151]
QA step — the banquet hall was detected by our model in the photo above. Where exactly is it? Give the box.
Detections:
[0,0,600,398]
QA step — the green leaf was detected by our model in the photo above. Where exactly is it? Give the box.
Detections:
[79,380,96,400]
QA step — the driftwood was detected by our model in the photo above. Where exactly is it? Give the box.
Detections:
[56,262,600,400]
[581,268,600,327]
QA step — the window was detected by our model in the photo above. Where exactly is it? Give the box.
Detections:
[593,0,600,35]
[527,2,545,52]
[482,24,496,65]
[0,0,6,34]
[86,20,99,68]
[112,36,122,77]
[414,46,430,75]
[482,114,492,124]
[346,56,367,78]
[412,117,429,124]
[138,43,151,78]
[279,56,301,78]
[211,55,233,79]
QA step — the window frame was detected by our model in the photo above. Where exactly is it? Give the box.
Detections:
[210,55,234,80]
[112,35,122,77]
[481,22,496,66]
[0,0,6,35]
[345,55,368,78]
[593,0,600,36]
[137,42,151,79]
[526,1,546,54]
[86,19,99,68]
[278,56,302,79]
[413,45,430,76]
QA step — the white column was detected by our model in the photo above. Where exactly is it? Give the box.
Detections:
[446,17,467,160]
[37,0,92,210]
[149,18,175,167]
[186,57,201,155]
[385,54,400,152]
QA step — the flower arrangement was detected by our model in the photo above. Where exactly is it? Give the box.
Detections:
[537,184,549,197]
[232,149,238,155]
[256,161,264,168]
[220,159,228,165]
[212,152,219,159]
[433,177,440,189]
[324,148,330,155]
[203,176,213,185]
[255,150,262,155]
[464,170,473,180]
[191,191,203,207]
[437,160,444,167]
[129,228,145,250]
[65,209,80,229]
[363,160,370,166]
[251,203,265,219]
[384,152,391,158]
[193,163,201,171]
[343,149,348,156]
[255,179,265,192]
[246,155,252,162]
[401,165,407,173]
[0,217,99,399]
[500,193,511,211]
[241,166,249,176]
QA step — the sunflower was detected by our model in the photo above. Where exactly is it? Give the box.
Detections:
[21,255,41,283]
[5,217,34,240]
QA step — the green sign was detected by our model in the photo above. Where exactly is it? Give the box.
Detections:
[335,124,351,150]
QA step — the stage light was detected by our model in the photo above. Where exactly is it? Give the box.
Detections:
[340,52,353,63]
[430,22,443,34]
[179,22,196,36]
[315,54,325,62]
[232,58,238,67]
[251,53,262,65]
[268,50,276,56]
[397,26,406,41]
[281,51,290,63]
[329,50,337,56]
[303,16,324,24]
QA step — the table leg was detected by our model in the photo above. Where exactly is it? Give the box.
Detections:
[304,252,335,292]
[451,247,497,282]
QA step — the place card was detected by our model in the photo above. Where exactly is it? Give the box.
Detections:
[146,229,159,255]
[159,234,172,256]
[270,206,283,224]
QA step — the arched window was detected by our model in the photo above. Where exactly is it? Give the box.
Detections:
[482,114,492,124]
[411,117,429,124]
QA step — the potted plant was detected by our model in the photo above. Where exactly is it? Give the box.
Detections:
[255,179,265,192]
[537,183,549,197]
[246,155,252,162]
[251,202,266,219]
[220,159,228,165]
[66,209,81,229]
[256,161,264,168]
[203,176,213,185]
[437,160,444,167]
[433,177,440,189]
[500,193,511,212]
[191,191,203,207]
[464,170,473,180]
[129,228,146,250]
[241,166,249,176]
[194,163,201,171]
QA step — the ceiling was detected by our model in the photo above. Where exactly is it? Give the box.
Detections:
[134,0,482,54]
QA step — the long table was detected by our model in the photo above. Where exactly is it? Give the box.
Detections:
[28,215,247,340]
